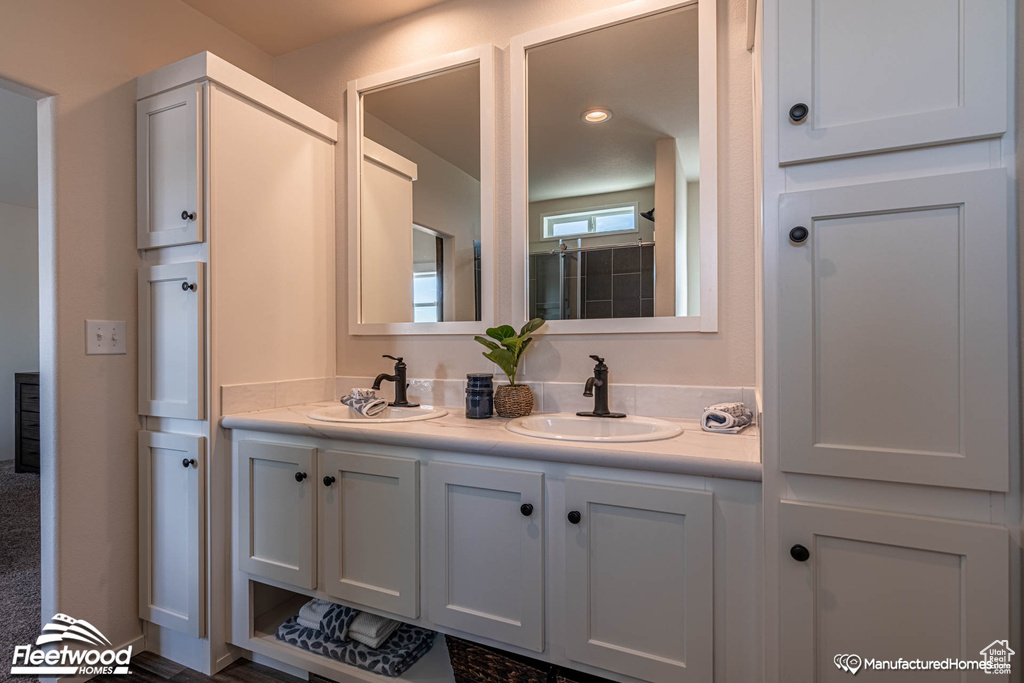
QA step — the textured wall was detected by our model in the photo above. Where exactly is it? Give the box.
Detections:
[274,0,757,387]
[0,0,272,649]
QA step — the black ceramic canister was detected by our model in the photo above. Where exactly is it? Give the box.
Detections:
[465,373,494,419]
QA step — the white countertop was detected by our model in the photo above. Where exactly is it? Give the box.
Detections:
[221,402,762,481]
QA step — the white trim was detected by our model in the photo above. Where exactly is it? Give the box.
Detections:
[136,52,337,142]
[362,137,418,180]
[510,0,718,333]
[348,45,497,336]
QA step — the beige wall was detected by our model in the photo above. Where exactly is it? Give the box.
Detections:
[274,0,756,387]
[0,0,272,649]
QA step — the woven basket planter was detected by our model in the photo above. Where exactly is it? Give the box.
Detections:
[494,384,534,418]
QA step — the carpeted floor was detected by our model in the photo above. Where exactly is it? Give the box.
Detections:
[0,459,40,683]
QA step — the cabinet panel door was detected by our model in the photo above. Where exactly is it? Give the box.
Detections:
[779,170,1010,490]
[137,83,203,248]
[139,431,205,637]
[426,462,544,652]
[321,450,419,618]
[564,478,713,683]
[780,501,1008,682]
[138,261,205,419]
[778,0,1007,163]
[238,441,317,589]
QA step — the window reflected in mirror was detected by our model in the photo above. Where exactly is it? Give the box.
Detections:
[527,5,700,321]
[359,63,482,324]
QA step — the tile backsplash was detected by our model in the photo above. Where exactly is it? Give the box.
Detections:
[221,376,756,421]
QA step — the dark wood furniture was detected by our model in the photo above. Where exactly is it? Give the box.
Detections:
[15,372,39,473]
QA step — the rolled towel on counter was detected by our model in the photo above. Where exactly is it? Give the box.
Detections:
[701,402,753,434]
[341,394,389,418]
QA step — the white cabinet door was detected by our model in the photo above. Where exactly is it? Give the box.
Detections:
[137,83,204,248]
[780,501,1008,682]
[563,478,713,683]
[321,450,419,618]
[138,431,205,637]
[778,0,1007,163]
[138,261,205,419]
[779,170,1010,490]
[238,441,317,589]
[426,462,544,652]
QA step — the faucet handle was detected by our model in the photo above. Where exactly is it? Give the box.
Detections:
[589,355,605,364]
[383,354,403,363]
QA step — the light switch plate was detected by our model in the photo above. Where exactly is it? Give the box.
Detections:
[86,320,127,355]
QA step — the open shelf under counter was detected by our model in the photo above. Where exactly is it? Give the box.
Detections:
[251,593,456,683]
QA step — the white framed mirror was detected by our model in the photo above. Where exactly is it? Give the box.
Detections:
[511,0,718,333]
[347,45,496,335]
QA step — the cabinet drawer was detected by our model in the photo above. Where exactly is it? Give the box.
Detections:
[19,384,39,413]
[18,439,40,470]
[20,411,40,434]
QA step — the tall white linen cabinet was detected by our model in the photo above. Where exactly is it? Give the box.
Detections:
[135,53,336,674]
[759,0,1018,681]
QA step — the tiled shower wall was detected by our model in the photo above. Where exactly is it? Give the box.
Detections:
[530,244,655,320]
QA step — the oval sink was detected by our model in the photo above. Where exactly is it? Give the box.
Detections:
[506,413,683,443]
[307,405,448,423]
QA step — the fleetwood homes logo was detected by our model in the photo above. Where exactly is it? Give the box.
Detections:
[10,614,132,676]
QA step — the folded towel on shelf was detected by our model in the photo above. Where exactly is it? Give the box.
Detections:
[348,613,401,649]
[341,393,389,418]
[276,617,436,677]
[701,402,753,434]
[297,598,333,630]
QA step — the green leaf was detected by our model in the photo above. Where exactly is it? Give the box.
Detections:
[519,318,546,337]
[519,337,534,358]
[501,336,523,355]
[486,325,516,342]
[482,348,517,379]
[473,336,500,351]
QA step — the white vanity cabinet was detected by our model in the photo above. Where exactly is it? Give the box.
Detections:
[563,478,713,683]
[138,261,205,419]
[777,0,1008,164]
[138,431,206,638]
[320,450,420,618]
[237,441,318,589]
[426,462,545,652]
[137,83,204,249]
[779,502,1008,682]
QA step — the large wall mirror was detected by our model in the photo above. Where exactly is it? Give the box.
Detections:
[512,0,717,333]
[348,46,495,334]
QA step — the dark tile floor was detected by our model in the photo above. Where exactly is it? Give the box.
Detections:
[92,651,306,683]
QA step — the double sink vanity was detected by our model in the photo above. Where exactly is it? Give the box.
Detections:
[224,378,761,683]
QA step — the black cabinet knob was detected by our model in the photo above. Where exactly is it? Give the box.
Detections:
[567,510,581,525]
[181,210,196,221]
[181,281,197,292]
[790,544,810,562]
[294,472,307,482]
[181,458,195,468]
[789,226,809,244]
[323,475,336,487]
[520,503,534,517]
[789,103,808,123]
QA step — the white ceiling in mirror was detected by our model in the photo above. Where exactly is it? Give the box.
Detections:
[364,65,481,179]
[527,6,699,202]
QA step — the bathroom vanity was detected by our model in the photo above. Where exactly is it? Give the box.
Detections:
[223,405,762,683]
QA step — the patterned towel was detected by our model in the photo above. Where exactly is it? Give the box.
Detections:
[341,394,389,418]
[276,617,435,677]
[701,402,753,434]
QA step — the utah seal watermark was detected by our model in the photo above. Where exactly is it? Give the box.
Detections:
[10,614,132,676]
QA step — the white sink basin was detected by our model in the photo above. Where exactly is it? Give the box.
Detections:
[506,413,683,443]
[307,405,448,423]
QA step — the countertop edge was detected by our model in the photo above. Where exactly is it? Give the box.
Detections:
[221,414,763,483]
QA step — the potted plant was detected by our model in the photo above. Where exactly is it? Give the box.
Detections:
[474,318,545,418]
